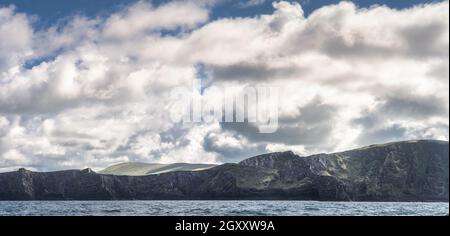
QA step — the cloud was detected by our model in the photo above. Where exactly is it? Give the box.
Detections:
[379,94,448,120]
[103,1,209,39]
[217,96,338,152]
[238,0,269,8]
[0,6,33,71]
[208,62,306,81]
[281,1,449,60]
[202,130,265,162]
[0,1,448,171]
[352,90,449,146]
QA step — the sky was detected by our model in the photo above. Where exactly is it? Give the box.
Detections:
[0,0,445,29]
[0,0,448,171]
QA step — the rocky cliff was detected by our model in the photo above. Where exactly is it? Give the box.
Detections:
[0,140,448,201]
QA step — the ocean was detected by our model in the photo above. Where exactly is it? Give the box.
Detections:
[0,201,448,216]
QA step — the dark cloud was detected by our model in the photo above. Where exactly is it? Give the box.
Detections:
[208,62,308,81]
[217,97,338,152]
[353,92,449,146]
[220,121,331,146]
[356,122,450,147]
[357,124,408,146]
[400,22,448,59]
[280,97,337,125]
[379,94,448,119]
[321,21,448,60]
[354,92,448,130]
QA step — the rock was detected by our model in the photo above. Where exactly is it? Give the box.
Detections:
[313,175,350,201]
[18,168,30,173]
[0,140,448,201]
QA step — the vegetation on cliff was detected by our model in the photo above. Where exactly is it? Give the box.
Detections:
[0,140,448,201]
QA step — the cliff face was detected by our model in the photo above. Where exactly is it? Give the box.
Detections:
[0,140,448,201]
[239,140,449,201]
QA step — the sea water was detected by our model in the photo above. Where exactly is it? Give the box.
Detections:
[0,201,448,216]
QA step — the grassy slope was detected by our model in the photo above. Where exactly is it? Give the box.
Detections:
[98,162,217,176]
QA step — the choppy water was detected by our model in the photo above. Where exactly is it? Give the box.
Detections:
[0,201,448,216]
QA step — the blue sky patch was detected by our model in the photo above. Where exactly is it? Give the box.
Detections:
[0,0,443,29]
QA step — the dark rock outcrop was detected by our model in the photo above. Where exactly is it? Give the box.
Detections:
[0,140,448,201]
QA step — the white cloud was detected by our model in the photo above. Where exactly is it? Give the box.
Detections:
[103,1,209,39]
[265,143,306,155]
[0,6,33,72]
[0,1,448,171]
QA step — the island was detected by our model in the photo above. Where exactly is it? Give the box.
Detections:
[0,140,448,201]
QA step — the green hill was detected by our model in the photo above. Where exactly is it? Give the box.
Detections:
[98,162,217,176]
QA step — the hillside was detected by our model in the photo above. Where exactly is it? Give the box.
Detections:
[0,140,448,201]
[98,163,217,176]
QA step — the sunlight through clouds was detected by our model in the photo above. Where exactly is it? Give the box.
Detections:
[0,0,448,171]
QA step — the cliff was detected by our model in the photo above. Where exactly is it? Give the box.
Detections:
[0,140,448,201]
